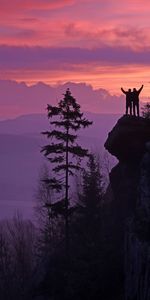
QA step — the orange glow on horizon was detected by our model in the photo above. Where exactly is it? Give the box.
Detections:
[1,63,150,99]
[0,0,150,118]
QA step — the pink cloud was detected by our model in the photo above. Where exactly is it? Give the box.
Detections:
[0,20,149,51]
[63,23,150,50]
[0,45,148,96]
[0,0,149,96]
[0,0,149,50]
[0,45,150,69]
[0,0,76,12]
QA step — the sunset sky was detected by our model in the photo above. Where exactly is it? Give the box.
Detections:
[0,0,150,101]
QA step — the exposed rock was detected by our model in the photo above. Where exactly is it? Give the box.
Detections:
[104,115,150,162]
[110,162,140,218]
[104,116,145,227]
[125,148,150,300]
[125,220,150,300]
[104,115,150,300]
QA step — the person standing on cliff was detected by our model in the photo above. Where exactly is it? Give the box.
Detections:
[132,85,144,117]
[121,87,132,115]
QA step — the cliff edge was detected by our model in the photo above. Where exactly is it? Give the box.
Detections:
[104,115,150,162]
[104,115,150,300]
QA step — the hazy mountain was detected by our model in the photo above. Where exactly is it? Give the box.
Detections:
[0,112,120,219]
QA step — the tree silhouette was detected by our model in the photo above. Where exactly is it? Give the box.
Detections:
[75,154,104,255]
[78,154,104,209]
[41,88,92,255]
[142,102,150,119]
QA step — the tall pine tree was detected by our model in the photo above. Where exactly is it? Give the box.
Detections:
[41,88,92,255]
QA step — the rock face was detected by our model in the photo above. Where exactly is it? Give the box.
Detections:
[105,115,150,162]
[104,115,150,300]
[125,147,150,300]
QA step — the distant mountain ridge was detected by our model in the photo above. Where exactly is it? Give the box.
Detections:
[0,112,120,135]
[0,112,119,219]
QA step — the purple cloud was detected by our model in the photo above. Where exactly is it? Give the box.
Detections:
[0,45,150,70]
[0,80,125,118]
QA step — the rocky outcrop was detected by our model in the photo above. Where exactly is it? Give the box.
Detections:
[104,115,150,300]
[105,115,150,162]
[125,145,150,300]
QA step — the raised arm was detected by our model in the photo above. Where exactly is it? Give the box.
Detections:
[137,84,144,94]
[121,87,127,94]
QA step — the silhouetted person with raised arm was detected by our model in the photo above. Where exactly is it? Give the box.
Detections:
[132,85,143,117]
[121,87,132,115]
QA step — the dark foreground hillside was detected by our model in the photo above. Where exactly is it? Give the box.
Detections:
[0,115,149,299]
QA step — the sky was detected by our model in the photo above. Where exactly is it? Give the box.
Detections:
[0,0,150,116]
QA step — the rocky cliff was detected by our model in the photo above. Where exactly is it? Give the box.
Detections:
[104,115,150,300]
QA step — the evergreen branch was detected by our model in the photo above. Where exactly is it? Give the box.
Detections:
[42,177,62,192]
[45,199,65,216]
[47,156,64,163]
[68,145,89,157]
[50,121,81,130]
[59,96,80,110]
[41,143,89,158]
[75,118,93,128]
[53,164,81,173]
[53,166,74,176]
[42,130,77,143]
[41,143,65,156]
[50,119,92,131]
[47,105,61,117]
[44,199,75,216]
[62,111,83,120]
[42,144,86,157]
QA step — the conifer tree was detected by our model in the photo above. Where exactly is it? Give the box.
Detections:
[69,154,104,298]
[76,154,104,249]
[142,102,150,119]
[79,154,103,209]
[41,88,92,254]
